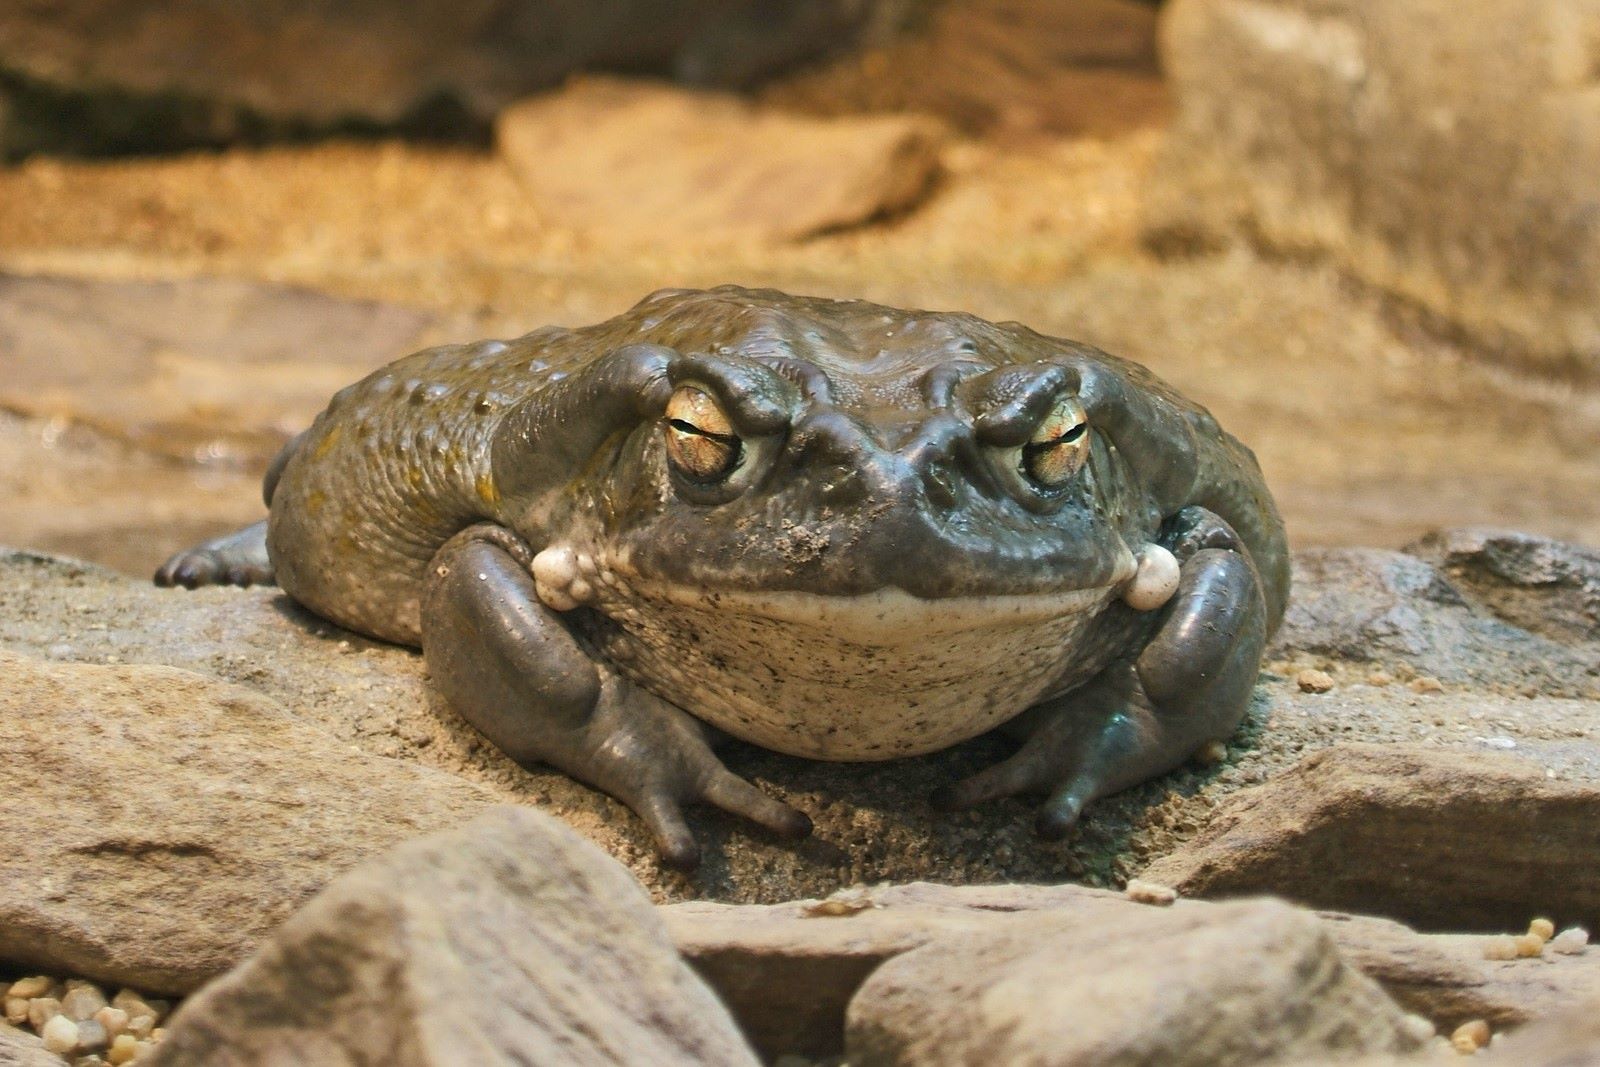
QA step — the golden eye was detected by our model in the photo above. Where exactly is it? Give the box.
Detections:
[664,385,742,482]
[1021,395,1089,488]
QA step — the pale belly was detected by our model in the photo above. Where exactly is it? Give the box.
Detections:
[588,582,1123,760]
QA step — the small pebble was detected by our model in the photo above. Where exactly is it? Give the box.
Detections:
[1451,1019,1490,1054]
[1514,933,1545,958]
[7,977,53,999]
[1125,878,1179,906]
[42,1014,80,1054]
[125,1014,155,1039]
[4,997,27,1024]
[1550,927,1590,955]
[62,985,108,1021]
[75,1018,109,1052]
[1296,668,1335,693]
[1399,1013,1436,1044]
[1528,917,1555,942]
[1482,935,1519,961]
[803,886,877,916]
[29,997,63,1029]
[94,1006,129,1038]
[1366,669,1393,687]
[1194,740,1228,766]
[107,1035,138,1065]
[1410,675,1445,694]
[110,991,153,1019]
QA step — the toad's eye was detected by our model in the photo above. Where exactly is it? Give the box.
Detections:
[664,385,742,483]
[1020,395,1089,488]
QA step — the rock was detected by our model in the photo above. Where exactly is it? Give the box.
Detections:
[1477,999,1600,1064]
[1143,745,1600,933]
[0,647,493,995]
[0,1023,61,1067]
[38,1015,77,1055]
[148,806,759,1067]
[496,78,945,243]
[0,1,899,157]
[844,898,1421,1066]
[1271,537,1600,696]
[23,1003,58,1032]
[667,883,1600,1058]
[59,986,105,1022]
[0,1024,60,1066]
[0,272,463,466]
[666,882,1140,1058]
[1316,911,1600,1033]
[1406,529,1600,647]
[1147,0,1600,374]
[763,0,1169,140]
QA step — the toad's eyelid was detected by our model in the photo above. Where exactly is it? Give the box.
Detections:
[668,418,739,444]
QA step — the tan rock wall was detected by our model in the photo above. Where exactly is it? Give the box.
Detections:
[1149,0,1600,375]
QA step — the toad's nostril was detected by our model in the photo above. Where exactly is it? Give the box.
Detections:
[922,465,959,509]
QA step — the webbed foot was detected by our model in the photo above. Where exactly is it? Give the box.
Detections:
[933,506,1267,838]
[154,520,275,588]
[424,524,811,869]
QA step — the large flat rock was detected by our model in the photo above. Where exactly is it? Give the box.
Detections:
[497,78,945,242]
[0,272,464,465]
[0,648,493,996]
[1148,0,1600,375]
[1143,744,1600,933]
[2,526,1599,921]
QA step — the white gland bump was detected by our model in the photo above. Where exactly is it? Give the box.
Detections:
[531,545,593,611]
[1122,543,1181,611]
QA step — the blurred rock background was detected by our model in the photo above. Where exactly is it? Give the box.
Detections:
[0,0,1596,578]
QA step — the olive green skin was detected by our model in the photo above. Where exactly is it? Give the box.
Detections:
[158,286,1289,867]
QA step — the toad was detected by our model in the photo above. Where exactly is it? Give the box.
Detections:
[158,287,1289,867]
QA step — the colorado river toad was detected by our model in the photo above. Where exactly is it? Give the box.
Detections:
[157,287,1289,867]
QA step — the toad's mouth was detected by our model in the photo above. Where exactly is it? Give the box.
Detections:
[616,580,1128,645]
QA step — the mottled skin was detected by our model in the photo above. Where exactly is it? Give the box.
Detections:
[158,286,1289,868]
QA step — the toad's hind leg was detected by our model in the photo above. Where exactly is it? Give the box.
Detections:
[153,430,304,589]
[933,506,1267,838]
[423,523,812,869]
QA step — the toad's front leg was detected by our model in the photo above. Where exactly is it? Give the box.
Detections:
[933,506,1268,837]
[423,523,811,869]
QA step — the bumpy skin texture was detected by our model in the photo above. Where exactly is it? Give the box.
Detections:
[157,287,1289,867]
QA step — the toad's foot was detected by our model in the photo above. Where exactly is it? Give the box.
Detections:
[932,506,1267,837]
[154,519,275,588]
[424,524,812,869]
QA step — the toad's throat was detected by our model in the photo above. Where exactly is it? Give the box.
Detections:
[586,580,1127,760]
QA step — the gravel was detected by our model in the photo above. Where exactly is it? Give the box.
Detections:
[2,976,167,1065]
